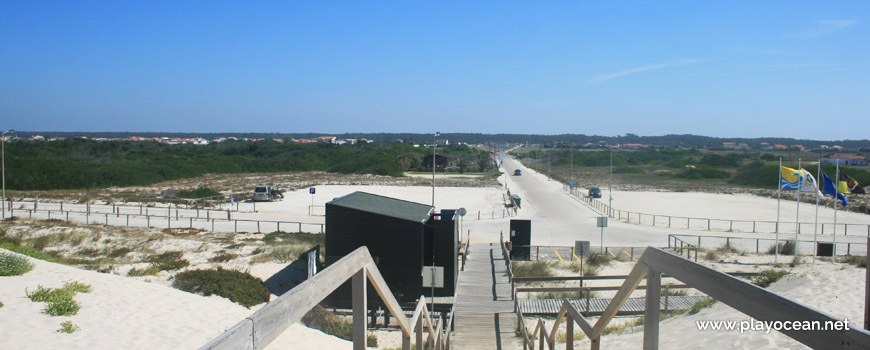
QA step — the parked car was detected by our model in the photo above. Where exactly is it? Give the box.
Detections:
[514,169,522,176]
[253,185,272,201]
[588,187,602,198]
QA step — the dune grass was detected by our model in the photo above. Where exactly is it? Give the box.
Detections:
[302,305,378,347]
[172,268,270,308]
[0,252,34,276]
[752,269,789,288]
[58,321,80,334]
[26,281,93,316]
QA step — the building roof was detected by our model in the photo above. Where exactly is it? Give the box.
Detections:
[328,192,433,223]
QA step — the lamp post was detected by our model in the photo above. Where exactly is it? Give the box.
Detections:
[570,145,574,193]
[609,146,613,217]
[432,132,440,207]
[2,129,14,219]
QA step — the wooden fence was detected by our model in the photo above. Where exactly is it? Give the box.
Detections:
[505,242,870,349]
[201,246,455,350]
[2,199,324,234]
[668,233,868,261]
[566,190,870,236]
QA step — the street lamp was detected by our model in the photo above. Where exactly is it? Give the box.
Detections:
[609,145,613,217]
[570,145,574,193]
[2,129,14,219]
[432,132,440,207]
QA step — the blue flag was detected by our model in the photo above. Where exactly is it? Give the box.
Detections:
[822,173,847,207]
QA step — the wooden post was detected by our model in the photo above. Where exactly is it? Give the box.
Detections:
[865,237,869,330]
[126,214,129,227]
[590,336,600,350]
[352,268,367,350]
[415,315,424,350]
[257,221,261,233]
[566,313,574,350]
[644,267,661,350]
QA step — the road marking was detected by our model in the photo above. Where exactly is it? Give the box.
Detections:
[554,250,565,261]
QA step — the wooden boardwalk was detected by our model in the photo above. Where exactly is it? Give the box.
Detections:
[451,243,522,350]
[518,295,711,315]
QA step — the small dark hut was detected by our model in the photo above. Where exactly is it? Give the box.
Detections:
[325,192,458,307]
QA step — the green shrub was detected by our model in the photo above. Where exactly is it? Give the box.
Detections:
[268,246,305,263]
[840,255,868,268]
[128,266,160,277]
[511,260,555,277]
[63,281,93,294]
[0,242,57,262]
[0,252,34,276]
[147,251,190,271]
[766,241,795,256]
[752,269,789,288]
[178,186,223,199]
[689,298,717,314]
[45,297,81,316]
[172,268,270,308]
[26,282,91,317]
[302,306,378,347]
[612,167,643,174]
[585,252,613,267]
[0,301,4,308]
[108,247,133,258]
[58,321,80,334]
[209,252,238,263]
[675,167,731,180]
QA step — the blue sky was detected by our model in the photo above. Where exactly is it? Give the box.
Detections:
[1,1,868,139]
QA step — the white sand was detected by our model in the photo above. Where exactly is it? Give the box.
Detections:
[585,259,866,349]
[3,162,869,349]
[0,250,350,350]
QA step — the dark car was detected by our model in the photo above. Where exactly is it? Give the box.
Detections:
[514,169,522,176]
[588,187,602,198]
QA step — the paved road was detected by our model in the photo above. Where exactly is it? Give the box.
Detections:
[465,154,867,255]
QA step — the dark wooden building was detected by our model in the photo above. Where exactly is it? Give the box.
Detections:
[325,192,458,307]
[422,153,455,170]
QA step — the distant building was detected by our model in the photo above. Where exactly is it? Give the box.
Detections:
[622,143,649,150]
[435,139,449,146]
[317,136,337,143]
[821,154,868,166]
[773,144,787,150]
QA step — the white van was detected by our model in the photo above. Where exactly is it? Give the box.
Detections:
[253,185,271,201]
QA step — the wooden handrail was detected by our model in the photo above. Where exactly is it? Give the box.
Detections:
[201,246,455,350]
[515,247,870,350]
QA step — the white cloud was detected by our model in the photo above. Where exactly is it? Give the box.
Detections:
[589,58,706,84]
[785,20,859,39]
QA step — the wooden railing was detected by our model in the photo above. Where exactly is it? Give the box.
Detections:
[566,191,870,236]
[669,233,867,257]
[510,246,870,350]
[201,246,453,350]
[2,199,325,234]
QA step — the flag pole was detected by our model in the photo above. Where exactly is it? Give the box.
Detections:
[813,159,821,263]
[776,158,782,263]
[794,158,802,259]
[833,162,840,262]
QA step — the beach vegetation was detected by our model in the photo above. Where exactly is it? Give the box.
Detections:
[26,281,92,316]
[689,298,717,314]
[4,139,495,190]
[208,251,238,263]
[172,268,270,308]
[302,305,378,347]
[840,255,867,268]
[752,269,789,288]
[58,321,80,333]
[585,252,613,267]
[511,260,556,278]
[766,241,795,256]
[177,186,223,199]
[0,252,34,276]
[127,266,160,277]
[146,251,189,271]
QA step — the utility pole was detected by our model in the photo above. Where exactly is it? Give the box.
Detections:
[609,146,613,217]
